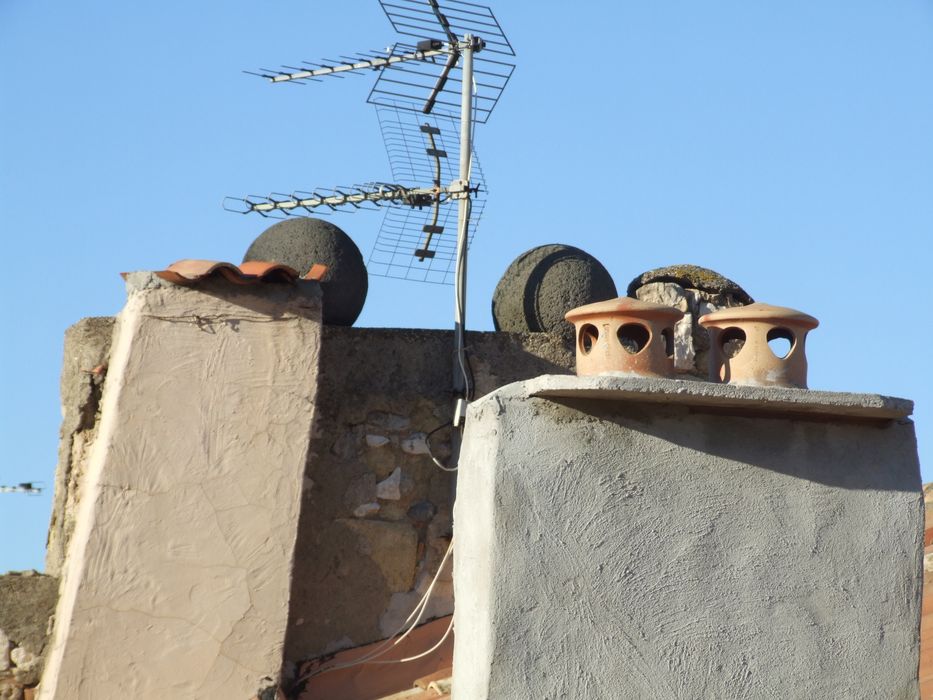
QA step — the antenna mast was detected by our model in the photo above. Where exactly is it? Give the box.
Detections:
[226,0,515,425]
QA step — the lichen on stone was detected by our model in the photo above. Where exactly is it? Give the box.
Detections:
[626,264,753,304]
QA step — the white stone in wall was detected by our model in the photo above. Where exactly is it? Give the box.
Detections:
[400,433,430,455]
[674,312,696,370]
[376,468,402,500]
[365,434,391,448]
[353,502,380,518]
[636,282,696,370]
[635,281,689,311]
[0,629,9,672]
[10,647,38,673]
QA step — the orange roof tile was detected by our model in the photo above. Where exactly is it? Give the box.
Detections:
[121,260,327,286]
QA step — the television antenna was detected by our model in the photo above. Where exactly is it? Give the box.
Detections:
[0,482,43,495]
[224,0,515,425]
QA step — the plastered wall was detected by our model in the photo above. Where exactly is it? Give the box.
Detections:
[453,375,923,699]
[40,274,325,699]
[41,310,575,692]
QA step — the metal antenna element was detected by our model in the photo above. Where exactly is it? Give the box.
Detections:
[368,100,486,285]
[227,0,515,423]
[0,482,42,495]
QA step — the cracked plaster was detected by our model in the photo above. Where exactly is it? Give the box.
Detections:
[39,274,323,699]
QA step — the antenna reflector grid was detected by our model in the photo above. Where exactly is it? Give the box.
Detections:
[368,101,485,284]
[378,0,516,56]
[367,41,513,124]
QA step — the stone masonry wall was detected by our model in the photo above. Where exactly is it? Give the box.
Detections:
[283,327,574,671]
[0,572,58,700]
[45,317,114,577]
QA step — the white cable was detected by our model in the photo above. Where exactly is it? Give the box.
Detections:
[296,539,455,682]
[432,454,458,472]
[371,614,454,665]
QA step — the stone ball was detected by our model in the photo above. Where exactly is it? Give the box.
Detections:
[492,244,617,339]
[244,217,368,326]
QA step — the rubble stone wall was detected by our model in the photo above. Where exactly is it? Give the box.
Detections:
[45,317,114,578]
[283,327,574,670]
[0,572,58,700]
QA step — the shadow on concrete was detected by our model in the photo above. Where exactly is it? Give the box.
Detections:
[545,398,921,493]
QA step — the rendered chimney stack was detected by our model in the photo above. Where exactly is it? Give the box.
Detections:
[564,297,684,377]
[699,302,819,389]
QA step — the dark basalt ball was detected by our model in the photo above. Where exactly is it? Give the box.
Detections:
[244,218,368,326]
[492,244,617,339]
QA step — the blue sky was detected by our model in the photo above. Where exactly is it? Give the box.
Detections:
[1,1,931,572]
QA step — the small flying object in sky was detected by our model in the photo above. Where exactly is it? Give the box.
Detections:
[0,482,43,495]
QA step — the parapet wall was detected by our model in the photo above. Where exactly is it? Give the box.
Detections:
[39,308,575,691]
[286,327,574,667]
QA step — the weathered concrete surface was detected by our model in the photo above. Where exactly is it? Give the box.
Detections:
[39,273,323,700]
[453,375,923,699]
[284,328,574,672]
[0,572,58,695]
[526,373,914,420]
[45,317,115,577]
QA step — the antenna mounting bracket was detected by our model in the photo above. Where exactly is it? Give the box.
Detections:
[448,178,470,200]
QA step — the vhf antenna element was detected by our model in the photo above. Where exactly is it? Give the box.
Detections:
[0,482,42,495]
[225,0,515,426]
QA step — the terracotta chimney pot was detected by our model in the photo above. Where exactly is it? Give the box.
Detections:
[564,297,684,377]
[699,302,819,389]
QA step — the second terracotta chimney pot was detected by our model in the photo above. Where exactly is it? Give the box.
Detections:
[699,302,819,389]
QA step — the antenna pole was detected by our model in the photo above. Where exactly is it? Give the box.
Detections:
[453,33,474,425]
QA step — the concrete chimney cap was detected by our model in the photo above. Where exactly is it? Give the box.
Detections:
[565,296,684,324]
[698,302,818,329]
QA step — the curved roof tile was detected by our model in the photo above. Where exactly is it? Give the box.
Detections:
[122,260,328,286]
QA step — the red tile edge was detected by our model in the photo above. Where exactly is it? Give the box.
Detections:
[120,260,328,286]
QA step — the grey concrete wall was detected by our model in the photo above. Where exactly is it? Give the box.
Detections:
[284,327,574,669]
[40,274,325,700]
[453,375,923,700]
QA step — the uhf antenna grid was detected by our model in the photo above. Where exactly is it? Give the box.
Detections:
[367,41,513,124]
[369,101,485,284]
[378,0,515,56]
